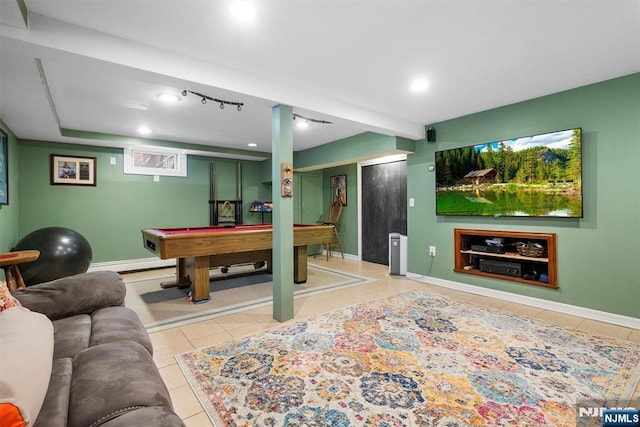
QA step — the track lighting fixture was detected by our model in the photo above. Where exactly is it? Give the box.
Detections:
[182,90,244,111]
[292,113,332,126]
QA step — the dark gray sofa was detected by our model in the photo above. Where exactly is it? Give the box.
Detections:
[11,271,185,427]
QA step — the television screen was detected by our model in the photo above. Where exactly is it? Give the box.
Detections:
[435,128,582,217]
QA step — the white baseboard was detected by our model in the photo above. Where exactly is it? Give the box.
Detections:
[314,250,358,261]
[406,272,640,330]
[88,257,174,273]
[91,259,637,329]
[328,251,358,261]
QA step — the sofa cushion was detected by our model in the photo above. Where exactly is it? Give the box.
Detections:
[12,271,126,320]
[68,341,174,427]
[0,307,54,427]
[51,307,153,360]
[98,406,185,427]
[90,307,153,355]
[52,315,92,359]
[0,281,21,312]
[33,358,73,427]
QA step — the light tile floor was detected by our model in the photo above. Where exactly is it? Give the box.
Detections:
[122,257,640,427]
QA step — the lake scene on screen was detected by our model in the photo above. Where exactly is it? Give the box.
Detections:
[435,128,582,218]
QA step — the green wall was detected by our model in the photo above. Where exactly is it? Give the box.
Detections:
[295,132,414,170]
[293,132,416,258]
[323,163,358,255]
[16,140,269,262]
[4,73,639,318]
[407,73,640,318]
[0,120,19,251]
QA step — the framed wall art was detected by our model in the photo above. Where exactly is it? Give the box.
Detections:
[123,146,187,177]
[0,129,8,204]
[50,154,97,186]
[330,174,347,206]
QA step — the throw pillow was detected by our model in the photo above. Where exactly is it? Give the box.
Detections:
[0,281,21,312]
[0,307,54,427]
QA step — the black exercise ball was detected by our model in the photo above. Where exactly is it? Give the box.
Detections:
[13,227,93,286]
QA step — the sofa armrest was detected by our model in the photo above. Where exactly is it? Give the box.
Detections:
[12,271,126,320]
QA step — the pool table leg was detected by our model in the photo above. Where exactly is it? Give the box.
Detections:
[294,245,308,283]
[177,256,211,302]
[176,258,191,288]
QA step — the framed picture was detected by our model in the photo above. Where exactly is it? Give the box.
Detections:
[330,174,347,206]
[0,129,8,205]
[50,154,97,186]
[123,146,187,177]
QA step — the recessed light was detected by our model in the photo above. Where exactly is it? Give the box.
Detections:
[248,143,257,147]
[410,78,429,92]
[230,1,255,21]
[157,93,180,103]
[137,126,152,135]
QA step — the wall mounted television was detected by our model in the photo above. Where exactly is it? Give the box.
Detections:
[435,128,582,218]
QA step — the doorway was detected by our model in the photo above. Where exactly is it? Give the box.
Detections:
[361,160,407,265]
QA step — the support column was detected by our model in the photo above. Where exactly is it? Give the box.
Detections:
[271,104,294,321]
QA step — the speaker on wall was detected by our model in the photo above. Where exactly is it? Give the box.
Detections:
[426,126,436,143]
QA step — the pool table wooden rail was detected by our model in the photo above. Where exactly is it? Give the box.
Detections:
[141,225,334,302]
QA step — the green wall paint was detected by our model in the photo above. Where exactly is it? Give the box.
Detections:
[270,104,295,321]
[292,171,323,224]
[260,159,272,183]
[295,132,414,170]
[294,132,415,258]
[4,73,638,318]
[292,171,325,258]
[0,120,20,253]
[407,73,640,318]
[323,164,358,256]
[16,140,269,262]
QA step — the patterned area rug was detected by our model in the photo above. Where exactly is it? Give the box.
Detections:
[176,291,640,426]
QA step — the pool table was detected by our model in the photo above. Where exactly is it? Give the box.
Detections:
[141,224,334,302]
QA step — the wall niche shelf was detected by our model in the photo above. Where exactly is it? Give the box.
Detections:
[454,228,557,289]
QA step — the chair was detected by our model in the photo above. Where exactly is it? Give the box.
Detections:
[319,201,344,260]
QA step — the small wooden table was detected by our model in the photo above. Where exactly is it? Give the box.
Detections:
[0,250,40,291]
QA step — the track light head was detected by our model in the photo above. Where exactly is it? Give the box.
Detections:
[220,102,225,109]
[237,105,242,112]
[201,98,206,104]
[181,90,187,96]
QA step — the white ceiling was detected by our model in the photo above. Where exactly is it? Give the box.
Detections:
[1,0,639,155]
